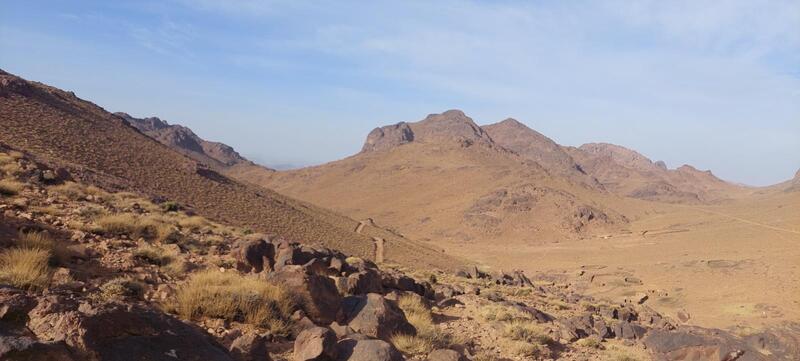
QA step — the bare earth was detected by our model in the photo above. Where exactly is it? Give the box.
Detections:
[442,190,800,333]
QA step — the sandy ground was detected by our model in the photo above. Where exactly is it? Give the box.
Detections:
[438,191,800,333]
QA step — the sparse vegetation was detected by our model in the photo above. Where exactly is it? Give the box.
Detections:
[99,277,145,301]
[391,294,455,356]
[16,231,71,265]
[161,201,180,212]
[478,304,531,322]
[175,270,294,334]
[93,214,178,242]
[0,248,52,290]
[49,182,87,200]
[0,179,23,196]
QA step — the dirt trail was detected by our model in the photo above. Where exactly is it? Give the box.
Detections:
[685,206,800,235]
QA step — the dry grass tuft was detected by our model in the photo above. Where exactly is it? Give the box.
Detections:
[49,182,87,200]
[391,334,434,355]
[502,320,552,345]
[0,179,23,196]
[0,248,51,290]
[175,270,294,334]
[16,231,71,265]
[93,214,177,242]
[392,294,456,356]
[177,216,208,232]
[478,304,531,323]
[99,277,145,301]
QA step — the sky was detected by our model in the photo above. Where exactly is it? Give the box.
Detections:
[1,1,798,186]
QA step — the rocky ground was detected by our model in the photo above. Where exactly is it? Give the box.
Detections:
[1,149,798,361]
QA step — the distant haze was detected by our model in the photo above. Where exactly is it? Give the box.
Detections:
[1,1,798,186]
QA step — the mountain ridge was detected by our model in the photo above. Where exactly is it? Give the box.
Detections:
[0,69,457,269]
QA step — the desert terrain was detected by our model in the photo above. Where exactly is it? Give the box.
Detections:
[257,110,800,338]
[2,69,799,361]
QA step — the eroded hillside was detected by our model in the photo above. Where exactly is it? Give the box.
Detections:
[0,69,454,269]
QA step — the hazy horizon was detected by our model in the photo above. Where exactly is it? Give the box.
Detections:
[2,1,798,186]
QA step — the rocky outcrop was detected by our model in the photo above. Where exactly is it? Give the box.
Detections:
[341,293,416,341]
[116,112,255,169]
[294,326,338,361]
[335,338,403,361]
[6,293,234,361]
[483,118,597,187]
[361,110,495,152]
[268,266,343,325]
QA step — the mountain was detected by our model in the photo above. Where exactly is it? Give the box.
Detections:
[116,113,250,167]
[0,69,455,269]
[115,112,278,186]
[482,118,598,188]
[564,143,740,203]
[362,109,495,152]
[259,110,628,254]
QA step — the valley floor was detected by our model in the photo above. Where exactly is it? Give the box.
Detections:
[436,192,800,333]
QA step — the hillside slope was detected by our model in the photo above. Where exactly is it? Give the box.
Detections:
[116,112,278,186]
[0,69,455,269]
[564,142,742,203]
[482,118,598,188]
[261,110,629,250]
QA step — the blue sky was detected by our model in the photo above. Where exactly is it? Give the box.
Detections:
[1,1,798,185]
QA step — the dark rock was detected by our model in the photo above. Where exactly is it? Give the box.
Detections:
[346,270,384,295]
[0,336,76,361]
[329,322,354,339]
[335,338,403,361]
[644,327,771,361]
[436,298,464,308]
[273,239,299,271]
[427,348,467,361]
[341,293,415,341]
[614,321,647,340]
[232,238,274,273]
[268,266,343,325]
[26,298,233,361]
[229,333,270,361]
[294,326,338,361]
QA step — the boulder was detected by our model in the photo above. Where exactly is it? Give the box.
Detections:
[26,297,234,361]
[294,327,338,361]
[273,239,299,271]
[335,338,403,361]
[614,321,647,341]
[341,294,415,341]
[644,327,770,361]
[0,336,76,361]
[232,238,274,273]
[345,270,384,295]
[229,333,270,361]
[268,266,343,325]
[427,349,466,361]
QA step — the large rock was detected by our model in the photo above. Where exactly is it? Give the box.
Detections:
[273,239,300,271]
[335,338,403,361]
[341,294,415,341]
[26,297,234,361]
[294,326,338,361]
[0,336,76,361]
[229,333,270,361]
[643,327,769,361]
[232,238,274,273]
[342,270,383,295]
[427,349,467,361]
[268,266,343,325]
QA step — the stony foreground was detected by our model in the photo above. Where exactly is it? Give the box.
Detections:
[1,148,798,361]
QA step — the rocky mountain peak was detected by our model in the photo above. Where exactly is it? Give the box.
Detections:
[578,143,659,172]
[361,110,493,152]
